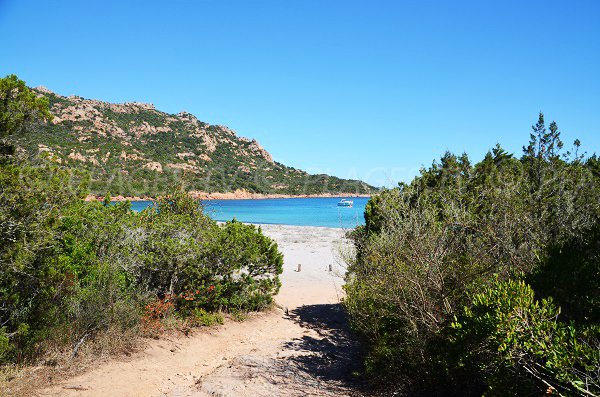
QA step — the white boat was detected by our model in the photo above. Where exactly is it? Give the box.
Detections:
[337,199,354,207]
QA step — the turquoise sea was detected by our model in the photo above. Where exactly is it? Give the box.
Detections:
[127,197,369,229]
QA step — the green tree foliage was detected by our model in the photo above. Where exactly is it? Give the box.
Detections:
[131,188,283,311]
[0,75,285,364]
[0,164,87,361]
[0,74,52,138]
[451,279,599,396]
[0,74,52,158]
[529,224,600,326]
[345,115,600,396]
[0,177,284,362]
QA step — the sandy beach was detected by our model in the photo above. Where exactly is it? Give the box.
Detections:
[35,224,364,397]
[263,224,350,308]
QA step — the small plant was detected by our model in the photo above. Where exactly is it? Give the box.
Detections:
[230,309,248,322]
[192,309,224,327]
[140,296,175,337]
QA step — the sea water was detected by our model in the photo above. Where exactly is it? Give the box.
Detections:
[126,197,369,229]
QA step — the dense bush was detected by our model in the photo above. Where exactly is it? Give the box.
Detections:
[451,279,599,396]
[345,114,600,396]
[0,75,284,364]
[529,223,600,326]
[132,189,283,312]
[0,164,88,360]
[0,170,283,363]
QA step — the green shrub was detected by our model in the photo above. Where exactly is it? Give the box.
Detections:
[451,279,599,396]
[529,223,600,326]
[205,220,283,311]
[344,114,600,395]
[0,75,287,365]
[0,177,284,363]
[191,309,224,327]
[0,164,86,361]
[131,189,283,313]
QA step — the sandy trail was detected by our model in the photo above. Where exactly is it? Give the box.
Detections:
[37,225,364,397]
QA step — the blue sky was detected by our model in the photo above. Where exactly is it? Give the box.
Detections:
[1,0,599,187]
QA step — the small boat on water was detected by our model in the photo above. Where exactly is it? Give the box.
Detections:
[337,199,354,207]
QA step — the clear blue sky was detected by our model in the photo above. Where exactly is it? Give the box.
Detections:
[1,0,599,187]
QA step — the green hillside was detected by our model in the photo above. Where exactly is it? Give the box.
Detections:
[18,87,375,197]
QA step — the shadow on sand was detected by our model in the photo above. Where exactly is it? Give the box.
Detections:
[283,303,367,395]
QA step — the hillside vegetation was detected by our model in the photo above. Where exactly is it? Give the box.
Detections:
[345,114,600,396]
[0,75,283,368]
[16,86,374,197]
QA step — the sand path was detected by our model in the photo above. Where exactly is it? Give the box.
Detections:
[38,225,363,397]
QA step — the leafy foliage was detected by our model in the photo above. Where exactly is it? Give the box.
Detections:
[0,75,287,365]
[529,224,600,326]
[345,113,600,396]
[451,279,599,396]
[0,75,52,160]
[0,175,284,363]
[0,75,52,139]
[0,164,88,361]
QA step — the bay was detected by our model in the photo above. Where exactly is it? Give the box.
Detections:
[126,197,369,229]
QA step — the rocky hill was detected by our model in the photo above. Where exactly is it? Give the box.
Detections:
[19,87,375,198]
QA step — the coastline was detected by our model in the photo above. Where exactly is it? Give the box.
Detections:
[84,190,372,202]
[218,220,357,231]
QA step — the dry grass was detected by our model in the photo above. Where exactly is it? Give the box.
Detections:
[0,325,143,397]
[0,310,249,396]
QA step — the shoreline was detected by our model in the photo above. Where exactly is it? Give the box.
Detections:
[218,221,358,230]
[85,191,372,202]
